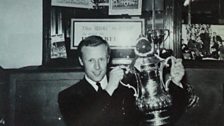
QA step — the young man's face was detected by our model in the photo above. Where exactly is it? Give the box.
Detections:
[79,44,109,82]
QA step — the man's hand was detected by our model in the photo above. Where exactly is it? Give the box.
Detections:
[105,66,125,96]
[183,0,195,6]
[170,57,185,88]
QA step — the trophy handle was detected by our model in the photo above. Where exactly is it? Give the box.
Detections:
[163,29,170,42]
[119,57,139,98]
[159,56,175,91]
[120,80,138,97]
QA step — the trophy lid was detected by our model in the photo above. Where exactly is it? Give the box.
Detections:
[134,37,154,57]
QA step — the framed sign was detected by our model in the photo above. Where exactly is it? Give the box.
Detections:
[109,0,142,15]
[70,19,145,49]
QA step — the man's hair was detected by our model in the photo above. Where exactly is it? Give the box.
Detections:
[77,35,111,59]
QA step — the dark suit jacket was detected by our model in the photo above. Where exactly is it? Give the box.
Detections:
[58,78,141,126]
[58,72,190,126]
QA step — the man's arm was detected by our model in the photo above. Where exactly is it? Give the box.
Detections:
[168,57,199,110]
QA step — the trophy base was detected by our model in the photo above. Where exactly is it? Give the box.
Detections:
[139,109,172,126]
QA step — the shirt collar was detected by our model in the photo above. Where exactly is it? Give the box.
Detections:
[84,75,108,91]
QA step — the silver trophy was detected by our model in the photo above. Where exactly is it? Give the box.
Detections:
[120,31,177,126]
[119,0,198,124]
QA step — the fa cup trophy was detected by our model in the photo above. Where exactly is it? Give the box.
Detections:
[120,29,198,126]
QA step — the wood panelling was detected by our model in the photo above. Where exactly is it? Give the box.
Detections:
[6,68,224,126]
[8,72,84,126]
[0,71,8,125]
[176,68,224,126]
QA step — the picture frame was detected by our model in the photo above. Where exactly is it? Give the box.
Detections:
[182,24,224,60]
[51,0,93,9]
[70,18,145,49]
[109,0,142,15]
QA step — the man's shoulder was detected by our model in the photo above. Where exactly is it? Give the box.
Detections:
[58,79,86,98]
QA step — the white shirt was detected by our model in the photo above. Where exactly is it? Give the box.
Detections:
[85,75,108,91]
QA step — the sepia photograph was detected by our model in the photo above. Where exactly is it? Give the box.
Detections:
[0,0,223,126]
[109,0,142,15]
[182,24,224,60]
[51,0,93,8]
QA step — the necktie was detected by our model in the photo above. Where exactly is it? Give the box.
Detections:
[96,82,103,92]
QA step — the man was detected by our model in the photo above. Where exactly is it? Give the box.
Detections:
[58,35,138,126]
[58,35,197,126]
